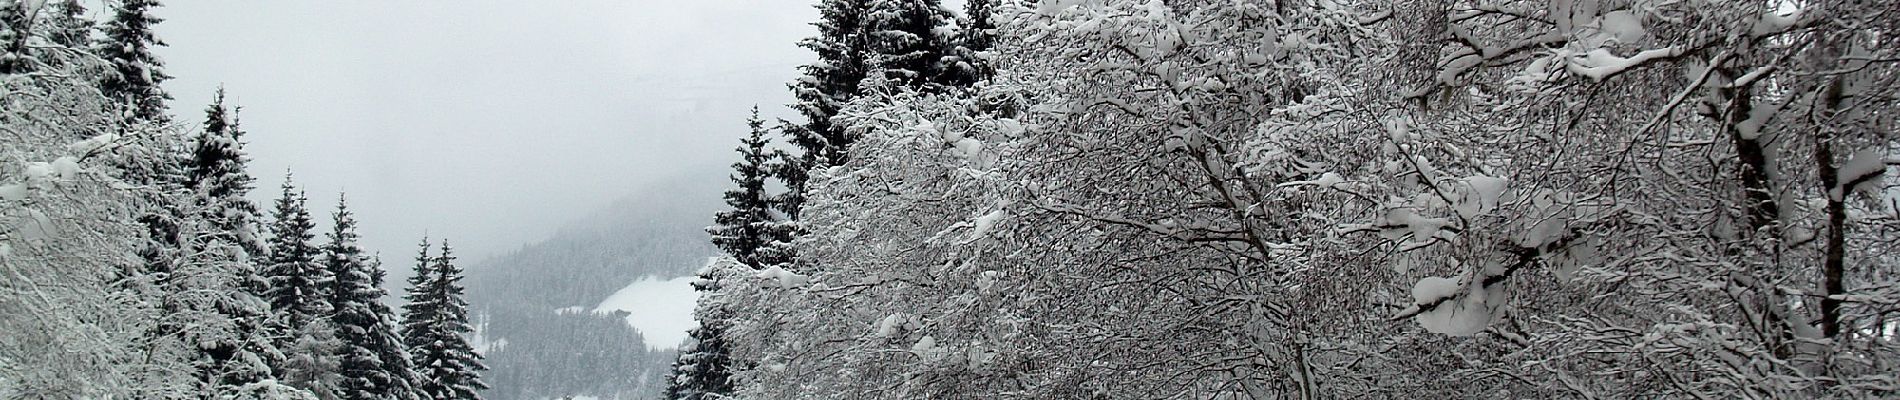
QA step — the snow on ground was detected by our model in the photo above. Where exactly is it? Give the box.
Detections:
[595,275,700,349]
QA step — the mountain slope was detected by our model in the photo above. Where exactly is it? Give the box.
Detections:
[464,173,724,400]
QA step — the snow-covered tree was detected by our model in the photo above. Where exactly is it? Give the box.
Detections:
[160,91,295,398]
[188,88,268,259]
[0,0,32,74]
[43,0,89,50]
[662,260,743,400]
[935,0,994,87]
[96,0,170,123]
[0,35,176,399]
[402,240,488,400]
[780,0,872,219]
[265,173,341,399]
[721,0,1900,398]
[266,173,330,332]
[709,107,792,270]
[324,195,419,400]
[861,0,953,89]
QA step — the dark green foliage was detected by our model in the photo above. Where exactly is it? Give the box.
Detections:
[97,0,171,122]
[325,196,420,400]
[188,88,268,259]
[710,108,794,269]
[403,240,489,400]
[663,270,735,400]
[862,0,954,88]
[266,174,329,332]
[0,1,30,74]
[937,0,996,87]
[780,0,958,218]
[46,0,92,50]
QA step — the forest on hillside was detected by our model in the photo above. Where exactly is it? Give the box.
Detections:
[5,0,1900,399]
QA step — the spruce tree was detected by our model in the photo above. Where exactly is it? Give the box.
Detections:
[862,0,954,88]
[0,0,31,74]
[325,195,420,400]
[189,88,269,259]
[266,172,330,330]
[46,0,92,50]
[709,107,792,269]
[403,240,489,400]
[663,268,736,400]
[166,90,291,398]
[780,0,958,218]
[781,0,873,218]
[936,0,995,87]
[97,0,171,122]
[267,173,344,398]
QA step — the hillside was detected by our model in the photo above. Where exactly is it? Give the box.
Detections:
[463,175,724,400]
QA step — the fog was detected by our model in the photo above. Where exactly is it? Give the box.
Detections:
[155,1,818,261]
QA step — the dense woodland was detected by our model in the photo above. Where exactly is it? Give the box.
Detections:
[5,0,1899,399]
[674,0,1900,399]
[467,178,721,400]
[1,0,485,399]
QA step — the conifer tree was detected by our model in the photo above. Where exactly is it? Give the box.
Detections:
[97,0,171,122]
[709,107,792,269]
[780,0,872,219]
[780,0,957,219]
[0,0,32,74]
[161,90,291,398]
[862,0,953,88]
[936,0,995,87]
[267,174,344,398]
[322,195,419,400]
[403,240,489,400]
[663,267,736,400]
[189,88,269,259]
[266,173,330,330]
[45,0,91,50]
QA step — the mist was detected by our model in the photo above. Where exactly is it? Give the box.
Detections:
[156,1,817,261]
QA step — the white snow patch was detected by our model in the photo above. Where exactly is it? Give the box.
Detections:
[1835,147,1886,200]
[1597,10,1646,44]
[50,157,81,179]
[757,265,810,289]
[964,209,1007,243]
[0,184,26,201]
[1457,175,1509,218]
[1565,47,1682,81]
[22,162,52,184]
[594,275,701,349]
[1408,275,1506,336]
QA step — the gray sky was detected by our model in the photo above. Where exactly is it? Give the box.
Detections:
[154,1,818,262]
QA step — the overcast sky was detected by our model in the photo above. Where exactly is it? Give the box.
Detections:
[154,1,818,262]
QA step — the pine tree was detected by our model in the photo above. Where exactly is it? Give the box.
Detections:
[403,240,489,400]
[266,172,330,330]
[709,107,792,269]
[862,0,954,88]
[189,88,269,259]
[781,0,873,219]
[780,0,957,219]
[662,268,736,400]
[936,0,995,87]
[97,0,172,122]
[162,92,292,398]
[267,173,344,399]
[45,0,92,50]
[0,0,32,74]
[324,195,420,400]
